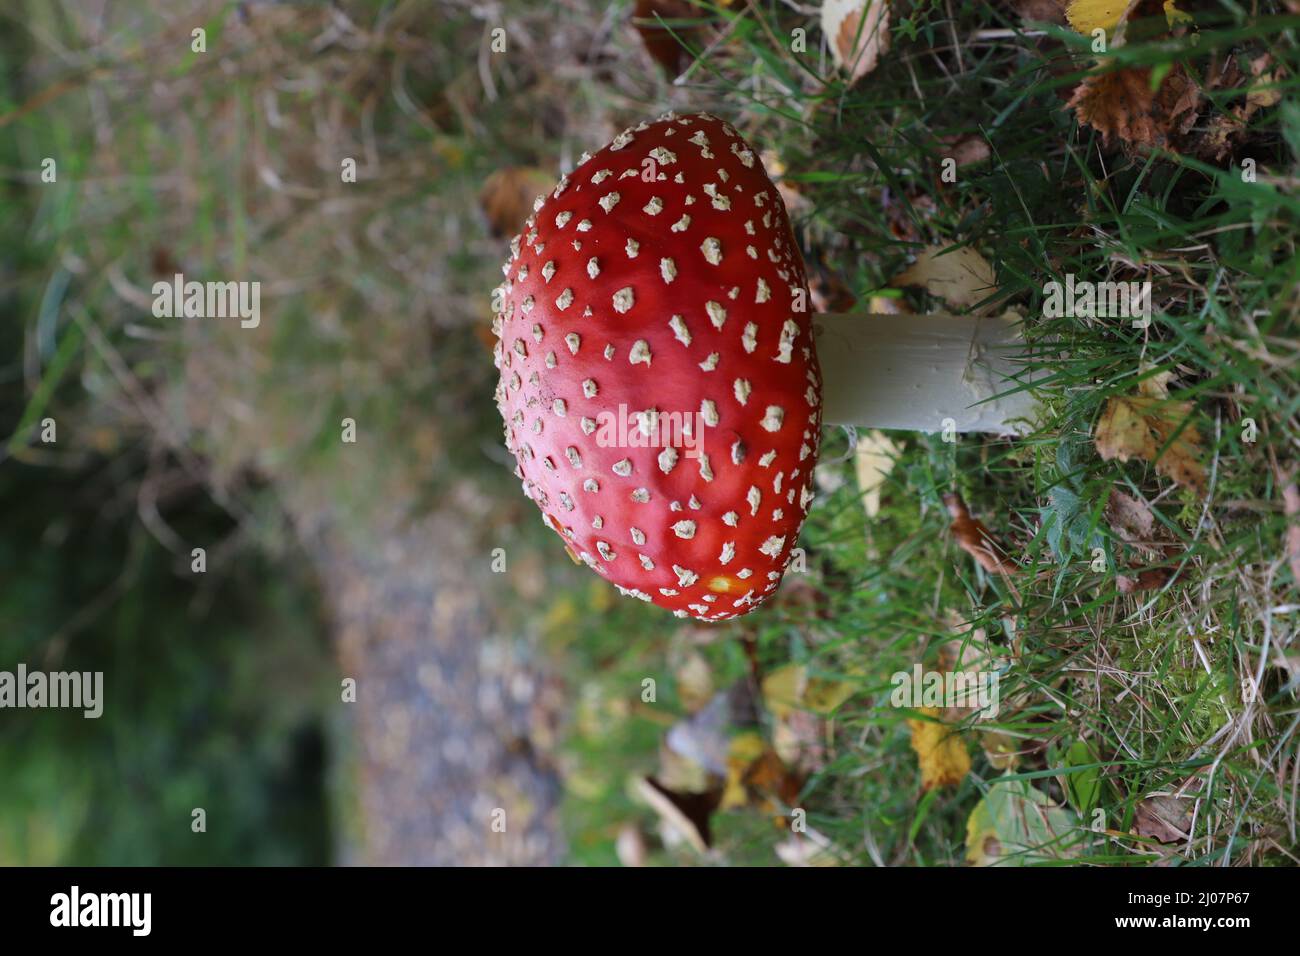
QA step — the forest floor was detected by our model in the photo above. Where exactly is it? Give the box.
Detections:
[317,510,564,866]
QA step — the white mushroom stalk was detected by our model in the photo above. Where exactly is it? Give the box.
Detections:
[813,312,1042,435]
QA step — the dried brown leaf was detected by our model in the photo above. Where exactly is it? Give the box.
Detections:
[823,0,891,84]
[478,166,553,238]
[1133,795,1192,844]
[1116,567,1171,593]
[940,134,992,168]
[632,0,713,78]
[1197,55,1285,162]
[721,732,802,813]
[1068,64,1200,150]
[944,492,1017,574]
[1105,488,1156,544]
[808,268,858,314]
[1012,0,1067,24]
[893,244,997,312]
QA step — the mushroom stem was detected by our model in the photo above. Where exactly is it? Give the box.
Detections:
[813,313,1041,435]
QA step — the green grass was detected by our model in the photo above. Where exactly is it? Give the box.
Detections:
[552,0,1300,865]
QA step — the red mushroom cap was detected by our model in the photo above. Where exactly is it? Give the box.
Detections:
[492,112,822,621]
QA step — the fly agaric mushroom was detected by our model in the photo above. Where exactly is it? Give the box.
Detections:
[492,112,1036,621]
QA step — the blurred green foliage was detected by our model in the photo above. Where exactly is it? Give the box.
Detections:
[1,11,336,863]
[0,442,337,865]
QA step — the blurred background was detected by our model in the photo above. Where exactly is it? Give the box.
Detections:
[3,0,1297,867]
[1,0,640,867]
[3,0,754,867]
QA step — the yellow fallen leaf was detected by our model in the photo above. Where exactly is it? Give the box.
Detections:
[804,674,858,714]
[762,663,857,721]
[893,244,997,312]
[1138,365,1174,399]
[1164,0,1194,29]
[965,799,1001,866]
[721,731,768,809]
[907,707,971,790]
[1065,0,1132,33]
[764,664,854,773]
[721,731,801,812]
[762,665,804,722]
[853,430,900,518]
[657,740,715,793]
[823,0,891,84]
[981,730,1021,770]
[1094,395,1206,495]
[1066,0,1191,33]
[1095,397,1157,459]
